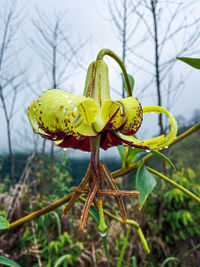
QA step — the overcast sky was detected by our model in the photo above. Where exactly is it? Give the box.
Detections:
[1,0,200,155]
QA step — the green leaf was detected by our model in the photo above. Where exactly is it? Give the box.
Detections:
[116,227,131,267]
[54,254,72,267]
[177,57,200,70]
[136,160,157,210]
[117,145,126,166]
[49,211,62,237]
[131,256,137,267]
[121,73,135,96]
[151,150,176,170]
[0,256,21,267]
[0,216,9,230]
[127,147,146,165]
[102,235,110,267]
[161,256,180,267]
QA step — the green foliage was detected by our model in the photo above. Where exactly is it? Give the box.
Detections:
[0,256,21,267]
[18,227,34,251]
[126,147,146,165]
[136,160,157,210]
[177,57,200,69]
[163,168,200,243]
[117,145,146,167]
[161,257,180,267]
[121,73,135,96]
[167,130,200,181]
[117,145,126,165]
[47,232,83,266]
[0,215,9,230]
[116,227,131,267]
[151,150,176,170]
[102,235,110,267]
[1,124,200,266]
[49,211,62,237]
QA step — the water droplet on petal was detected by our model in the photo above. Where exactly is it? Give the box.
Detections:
[165,146,169,149]
[99,231,107,237]
[146,149,151,153]
[63,148,67,152]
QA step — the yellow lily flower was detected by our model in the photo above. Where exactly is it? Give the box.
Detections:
[27,50,178,232]
[28,60,177,152]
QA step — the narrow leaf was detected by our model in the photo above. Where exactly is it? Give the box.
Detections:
[54,254,72,267]
[161,257,180,267]
[131,256,137,267]
[116,227,131,267]
[127,147,146,165]
[0,256,21,267]
[136,160,157,210]
[102,235,110,267]
[117,145,126,165]
[151,150,176,170]
[121,73,135,95]
[49,211,62,237]
[0,216,9,230]
[177,57,200,70]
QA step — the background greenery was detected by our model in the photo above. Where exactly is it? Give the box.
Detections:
[0,123,200,266]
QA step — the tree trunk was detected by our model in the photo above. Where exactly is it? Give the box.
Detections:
[151,0,164,134]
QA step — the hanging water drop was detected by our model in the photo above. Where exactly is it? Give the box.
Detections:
[146,149,151,153]
[99,231,107,237]
[165,146,169,149]
[63,148,67,152]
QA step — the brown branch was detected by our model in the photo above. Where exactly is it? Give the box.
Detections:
[73,186,140,196]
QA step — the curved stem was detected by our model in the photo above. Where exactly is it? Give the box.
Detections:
[103,210,150,254]
[96,48,132,97]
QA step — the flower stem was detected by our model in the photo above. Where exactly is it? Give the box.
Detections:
[96,48,132,97]
[90,135,101,168]
[98,196,107,232]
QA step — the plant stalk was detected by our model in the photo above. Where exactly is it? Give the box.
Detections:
[96,48,132,97]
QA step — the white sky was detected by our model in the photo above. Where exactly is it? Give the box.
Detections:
[0,0,200,155]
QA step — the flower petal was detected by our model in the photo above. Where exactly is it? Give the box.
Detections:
[55,135,91,151]
[93,99,120,133]
[100,97,142,135]
[28,100,51,137]
[27,89,99,139]
[115,105,178,149]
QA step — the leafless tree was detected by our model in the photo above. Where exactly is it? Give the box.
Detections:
[29,10,86,192]
[0,0,25,184]
[104,0,144,98]
[132,0,200,134]
[105,0,200,134]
